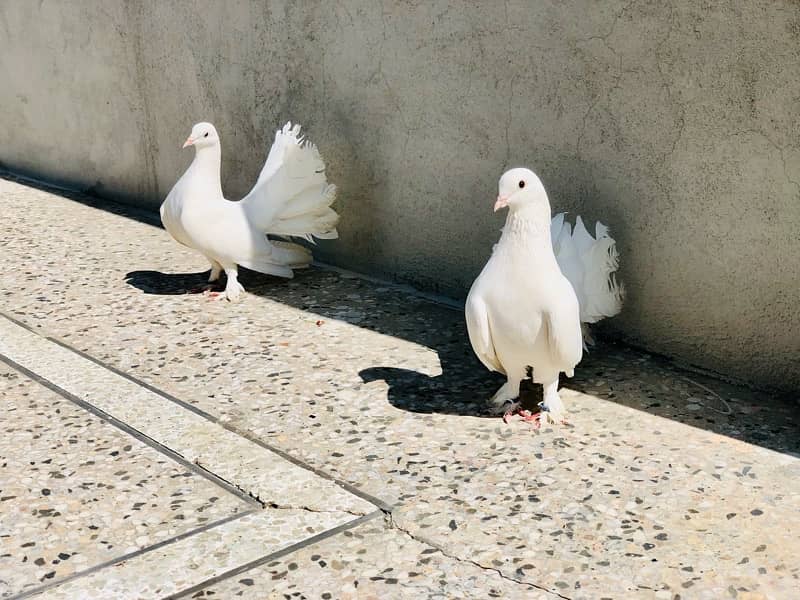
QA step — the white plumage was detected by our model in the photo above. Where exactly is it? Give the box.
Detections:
[466,168,584,424]
[160,122,338,301]
[550,212,624,344]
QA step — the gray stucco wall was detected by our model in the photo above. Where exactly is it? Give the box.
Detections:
[1,1,798,392]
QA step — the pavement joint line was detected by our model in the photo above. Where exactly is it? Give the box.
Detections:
[163,510,385,600]
[0,311,394,514]
[6,510,259,600]
[0,349,261,509]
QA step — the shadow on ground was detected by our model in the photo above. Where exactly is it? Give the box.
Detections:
[125,270,218,295]
[10,173,797,455]
[124,269,284,296]
[124,262,799,455]
[124,266,507,418]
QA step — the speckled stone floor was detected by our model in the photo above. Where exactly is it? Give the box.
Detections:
[0,363,248,598]
[1,176,799,599]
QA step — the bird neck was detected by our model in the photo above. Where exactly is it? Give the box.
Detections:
[189,144,223,197]
[502,203,553,248]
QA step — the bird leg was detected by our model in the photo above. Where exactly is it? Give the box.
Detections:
[208,261,223,283]
[187,260,225,294]
[539,379,566,425]
[223,266,245,302]
[489,377,521,416]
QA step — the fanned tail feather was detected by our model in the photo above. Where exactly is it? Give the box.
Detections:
[551,213,624,346]
[237,240,312,276]
[581,235,624,324]
[242,122,340,243]
[269,240,313,268]
[266,182,339,241]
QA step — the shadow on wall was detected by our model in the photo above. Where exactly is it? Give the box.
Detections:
[7,173,797,457]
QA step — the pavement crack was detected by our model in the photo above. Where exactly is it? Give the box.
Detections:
[192,471,364,516]
[386,514,571,599]
[266,502,363,517]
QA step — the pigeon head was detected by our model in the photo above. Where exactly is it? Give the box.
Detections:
[182,122,219,150]
[494,168,547,212]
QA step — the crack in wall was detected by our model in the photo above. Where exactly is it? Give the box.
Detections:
[654,4,686,162]
[727,128,800,192]
[580,0,637,47]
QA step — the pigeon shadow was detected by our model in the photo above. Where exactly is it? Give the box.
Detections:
[124,270,216,295]
[125,263,510,417]
[124,268,288,296]
[360,364,543,418]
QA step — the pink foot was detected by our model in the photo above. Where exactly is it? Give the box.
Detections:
[188,284,222,295]
[523,411,542,429]
[502,405,521,424]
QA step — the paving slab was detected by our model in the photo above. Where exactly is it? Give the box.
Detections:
[1,177,799,598]
[0,363,249,598]
[194,520,554,600]
[32,511,358,600]
[0,315,375,517]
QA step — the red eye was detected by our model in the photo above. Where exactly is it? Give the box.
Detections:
[518,180,525,189]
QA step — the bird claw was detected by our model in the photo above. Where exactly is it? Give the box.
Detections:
[521,409,539,421]
[501,401,522,423]
[498,396,569,428]
[501,406,546,430]
[538,401,567,426]
[188,284,221,295]
[519,409,542,429]
[488,382,520,415]
[224,281,245,302]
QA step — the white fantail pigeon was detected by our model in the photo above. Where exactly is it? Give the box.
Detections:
[161,122,338,301]
[466,168,583,425]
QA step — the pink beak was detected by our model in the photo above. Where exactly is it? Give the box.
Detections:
[182,137,195,149]
[494,194,509,212]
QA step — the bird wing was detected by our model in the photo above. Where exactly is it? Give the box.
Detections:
[241,122,339,241]
[159,184,194,249]
[543,289,584,376]
[465,292,504,374]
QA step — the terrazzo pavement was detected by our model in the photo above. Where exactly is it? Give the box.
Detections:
[1,176,799,598]
[0,363,249,598]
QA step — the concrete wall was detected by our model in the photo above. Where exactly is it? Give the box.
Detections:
[1,1,798,392]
